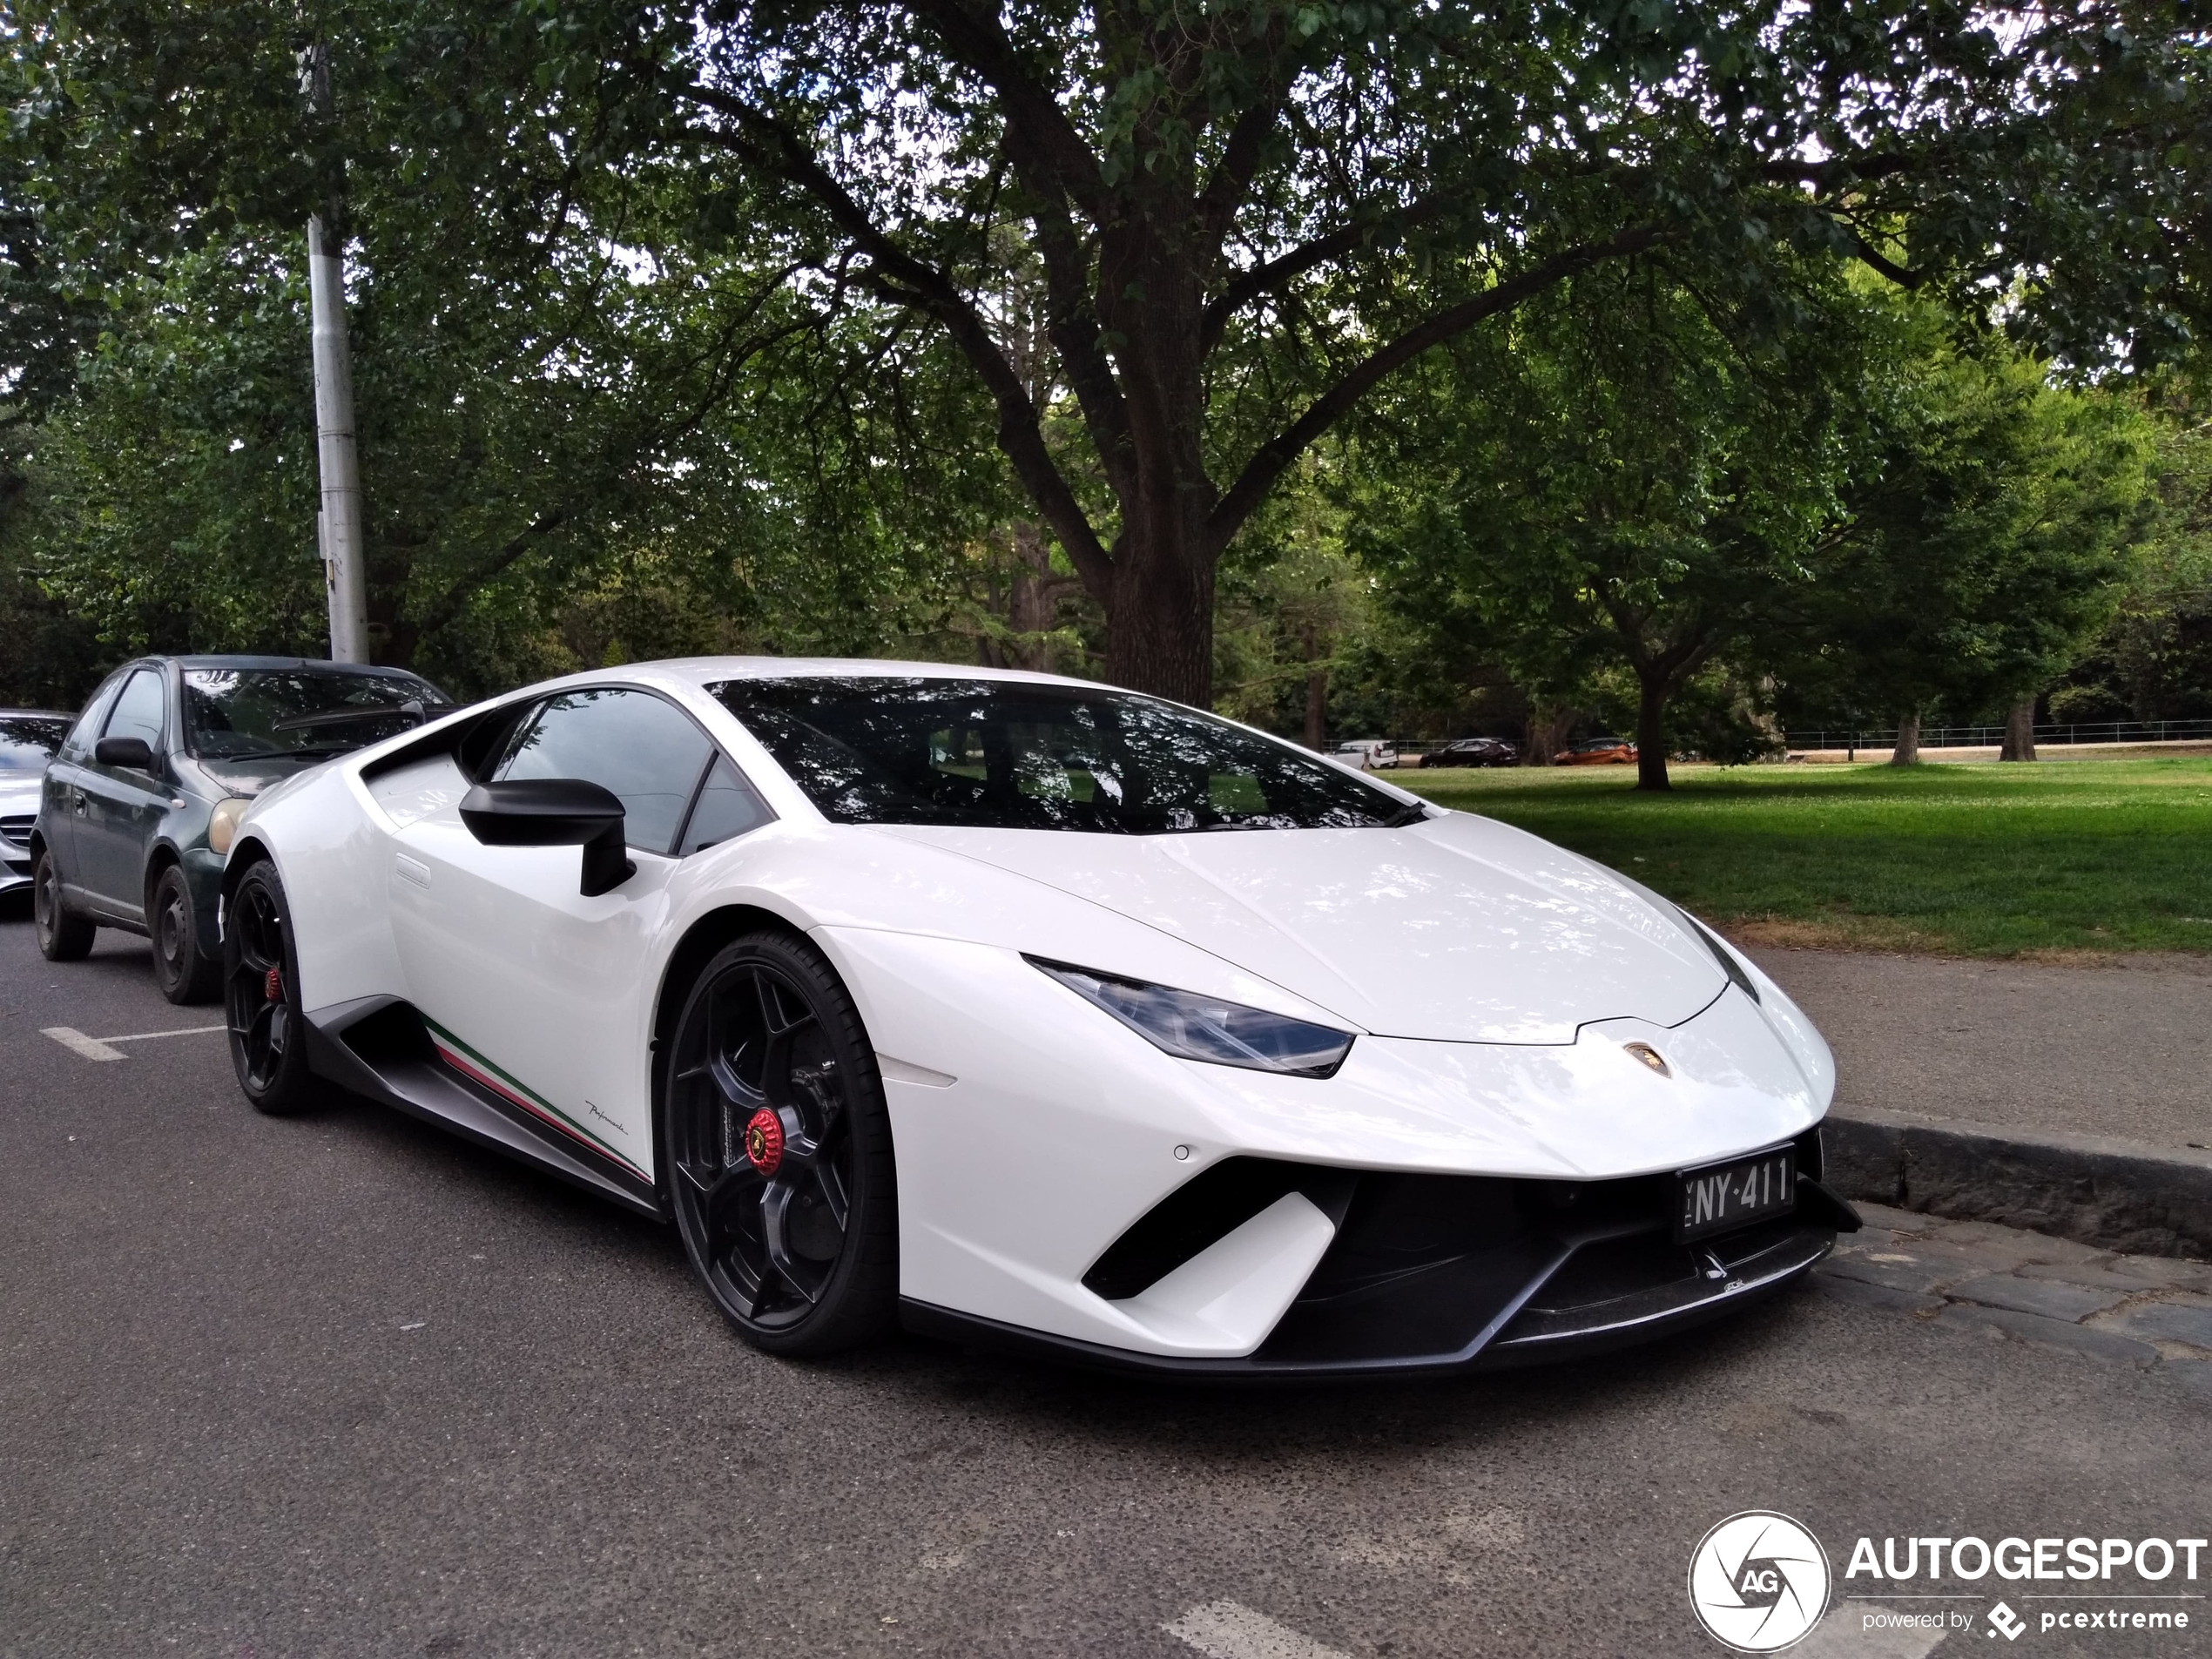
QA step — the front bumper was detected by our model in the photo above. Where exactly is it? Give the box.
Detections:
[1,819,31,894]
[902,1129,1857,1380]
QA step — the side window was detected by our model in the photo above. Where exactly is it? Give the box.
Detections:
[64,671,130,758]
[494,688,712,857]
[103,669,166,753]
[675,756,772,855]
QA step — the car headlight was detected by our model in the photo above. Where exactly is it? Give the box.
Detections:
[1028,957,1354,1078]
[207,796,251,856]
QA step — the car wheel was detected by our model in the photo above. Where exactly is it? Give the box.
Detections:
[223,860,317,1116]
[662,931,898,1356]
[150,864,220,1004]
[32,846,95,961]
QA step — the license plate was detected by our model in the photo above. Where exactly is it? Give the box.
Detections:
[1675,1146,1797,1242]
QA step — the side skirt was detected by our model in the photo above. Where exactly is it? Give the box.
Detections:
[302,995,664,1221]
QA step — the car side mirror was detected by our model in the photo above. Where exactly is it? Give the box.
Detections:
[95,736,155,772]
[458,779,636,897]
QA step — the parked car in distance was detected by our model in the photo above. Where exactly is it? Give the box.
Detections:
[1,711,73,900]
[1419,736,1521,769]
[1557,737,1638,766]
[1331,738,1399,770]
[32,656,453,1002]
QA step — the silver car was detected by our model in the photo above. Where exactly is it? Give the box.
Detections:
[0,711,71,899]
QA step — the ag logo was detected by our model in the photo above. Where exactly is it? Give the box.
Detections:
[1688,1511,1832,1652]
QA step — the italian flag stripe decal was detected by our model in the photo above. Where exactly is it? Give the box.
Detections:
[420,1015,648,1182]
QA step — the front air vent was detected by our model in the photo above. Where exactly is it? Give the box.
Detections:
[1082,1158,1357,1301]
[0,813,33,851]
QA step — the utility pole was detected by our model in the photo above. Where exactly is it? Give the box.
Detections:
[301,41,369,663]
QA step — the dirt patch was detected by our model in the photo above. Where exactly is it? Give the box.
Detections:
[1724,916,1950,955]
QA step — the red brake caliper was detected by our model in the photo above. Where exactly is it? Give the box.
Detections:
[264,967,283,1003]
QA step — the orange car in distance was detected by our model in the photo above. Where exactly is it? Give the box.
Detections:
[1557,737,1638,765]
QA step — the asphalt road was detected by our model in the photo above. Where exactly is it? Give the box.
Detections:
[3,911,2207,1659]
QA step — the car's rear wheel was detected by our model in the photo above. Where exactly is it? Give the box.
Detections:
[32,846,95,961]
[151,864,220,1004]
[662,932,898,1355]
[224,860,317,1116]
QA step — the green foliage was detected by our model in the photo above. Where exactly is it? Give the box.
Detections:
[2046,410,2212,723]
[0,0,2202,711]
[1352,253,1861,774]
[1788,316,2158,726]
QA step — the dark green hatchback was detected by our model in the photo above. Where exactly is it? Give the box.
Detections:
[31,656,450,1001]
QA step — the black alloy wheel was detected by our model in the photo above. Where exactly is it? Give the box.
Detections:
[223,860,316,1115]
[151,863,220,1004]
[32,846,95,961]
[663,932,897,1355]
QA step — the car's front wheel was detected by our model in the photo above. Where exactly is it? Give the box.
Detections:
[223,860,317,1116]
[32,846,95,961]
[662,932,898,1355]
[151,864,220,1004]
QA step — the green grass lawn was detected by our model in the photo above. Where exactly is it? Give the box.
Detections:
[1397,758,2212,957]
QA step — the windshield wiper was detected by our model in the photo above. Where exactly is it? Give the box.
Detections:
[1378,800,1432,827]
[206,744,359,761]
[270,698,448,732]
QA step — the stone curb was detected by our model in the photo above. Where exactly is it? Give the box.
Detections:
[1824,1108,2212,1261]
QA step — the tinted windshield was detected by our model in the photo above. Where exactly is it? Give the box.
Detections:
[0,715,66,775]
[710,677,1418,833]
[184,669,448,760]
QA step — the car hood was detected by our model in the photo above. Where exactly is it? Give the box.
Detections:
[874,812,1724,1043]
[0,773,41,814]
[187,753,331,798]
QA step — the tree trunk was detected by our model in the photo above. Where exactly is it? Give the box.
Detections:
[1525,704,1577,765]
[1104,508,1217,706]
[1001,522,1077,673]
[1302,624,1328,749]
[1891,711,1921,765]
[1635,671,1671,791]
[1999,695,2037,762]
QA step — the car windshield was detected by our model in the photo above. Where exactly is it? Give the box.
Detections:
[184,669,448,760]
[0,715,66,775]
[710,676,1419,833]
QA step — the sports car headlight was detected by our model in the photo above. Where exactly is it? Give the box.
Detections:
[1028,957,1354,1078]
[207,797,251,855]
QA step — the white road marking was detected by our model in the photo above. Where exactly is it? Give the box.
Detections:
[1163,1601,1350,1659]
[1794,1605,1952,1657]
[41,1028,126,1062]
[42,1022,227,1062]
[102,1023,228,1043]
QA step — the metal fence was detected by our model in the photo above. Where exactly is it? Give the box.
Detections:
[1779,718,2212,752]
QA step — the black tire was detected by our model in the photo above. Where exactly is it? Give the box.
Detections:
[150,863,220,1004]
[32,846,95,961]
[223,860,318,1116]
[662,931,898,1356]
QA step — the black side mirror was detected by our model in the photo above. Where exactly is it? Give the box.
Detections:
[459,779,636,897]
[94,736,155,772]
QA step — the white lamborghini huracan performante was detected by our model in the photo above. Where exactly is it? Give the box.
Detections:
[219,658,1858,1376]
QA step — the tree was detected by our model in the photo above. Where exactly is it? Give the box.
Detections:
[1791,325,2156,763]
[8,0,2205,705]
[1355,256,1857,789]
